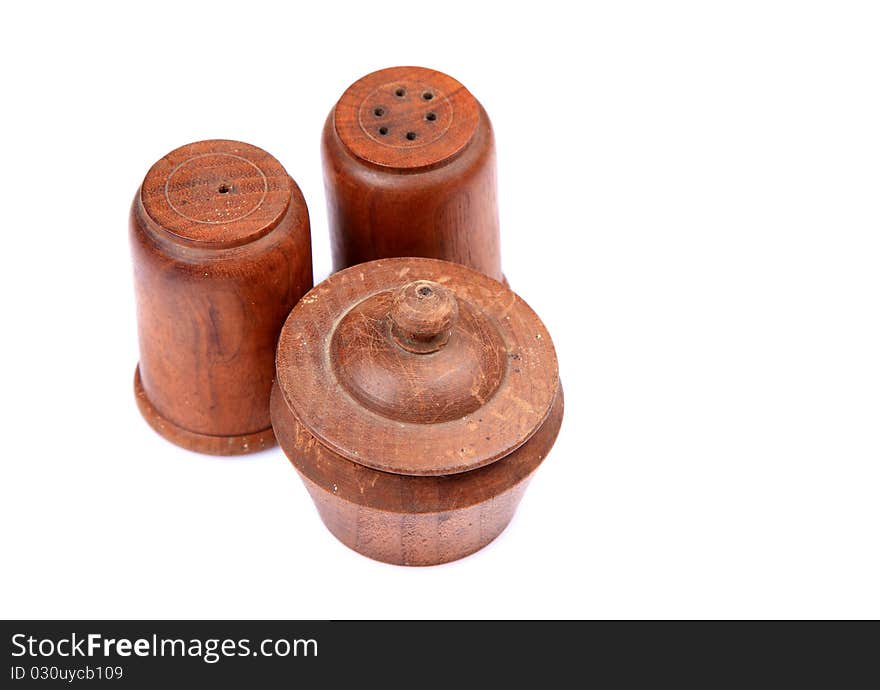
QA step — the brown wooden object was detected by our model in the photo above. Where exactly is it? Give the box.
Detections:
[130,139,312,455]
[271,258,562,565]
[322,66,503,282]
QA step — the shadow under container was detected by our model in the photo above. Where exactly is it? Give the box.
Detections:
[131,139,312,455]
[322,66,503,282]
[271,257,563,565]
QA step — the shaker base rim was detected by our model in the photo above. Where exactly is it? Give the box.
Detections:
[134,365,276,456]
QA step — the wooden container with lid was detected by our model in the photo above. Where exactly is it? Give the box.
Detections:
[322,66,503,282]
[130,139,312,455]
[271,258,563,565]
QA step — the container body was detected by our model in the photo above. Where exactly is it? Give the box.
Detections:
[271,383,563,566]
[300,470,530,566]
[130,140,312,454]
[322,67,503,282]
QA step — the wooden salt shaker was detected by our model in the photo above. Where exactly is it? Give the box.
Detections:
[271,258,562,565]
[131,140,312,455]
[322,67,503,282]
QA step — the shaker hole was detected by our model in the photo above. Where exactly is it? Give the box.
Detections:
[406,131,417,141]
[373,107,385,117]
[218,184,230,194]
[395,87,406,97]
[422,92,434,100]
[425,112,437,121]
[378,126,389,135]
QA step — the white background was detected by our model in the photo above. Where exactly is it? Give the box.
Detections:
[1,1,878,619]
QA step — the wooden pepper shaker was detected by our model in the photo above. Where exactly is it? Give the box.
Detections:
[271,258,562,565]
[322,66,503,282]
[131,139,312,455]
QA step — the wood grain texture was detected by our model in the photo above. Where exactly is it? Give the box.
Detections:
[322,66,503,281]
[131,139,312,455]
[271,257,563,565]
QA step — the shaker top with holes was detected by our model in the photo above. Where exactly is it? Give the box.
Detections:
[140,139,294,248]
[274,257,560,476]
[332,66,481,170]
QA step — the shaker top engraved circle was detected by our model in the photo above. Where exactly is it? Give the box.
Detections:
[357,82,454,149]
[164,153,268,224]
[334,66,481,170]
[141,140,292,248]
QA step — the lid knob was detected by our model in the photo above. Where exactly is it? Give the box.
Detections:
[389,280,458,354]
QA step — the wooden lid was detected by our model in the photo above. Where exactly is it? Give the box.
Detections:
[140,139,292,248]
[333,66,481,171]
[275,258,559,476]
